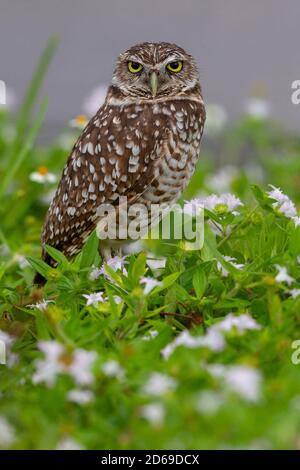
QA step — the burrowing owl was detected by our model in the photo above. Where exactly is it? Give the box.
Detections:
[37,42,206,278]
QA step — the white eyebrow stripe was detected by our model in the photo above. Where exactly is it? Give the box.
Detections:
[162,55,184,65]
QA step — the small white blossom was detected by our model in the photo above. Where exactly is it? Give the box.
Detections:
[102,360,124,379]
[207,364,262,402]
[143,372,177,396]
[204,103,228,136]
[33,341,97,387]
[14,254,30,269]
[67,389,94,405]
[0,416,16,448]
[161,329,225,360]
[293,216,300,228]
[212,313,261,334]
[289,289,300,299]
[275,265,295,286]
[196,390,224,416]
[29,167,56,184]
[267,185,299,227]
[146,257,166,271]
[112,295,122,305]
[27,299,54,311]
[140,277,162,295]
[195,193,243,215]
[140,403,165,426]
[100,256,128,280]
[206,166,238,193]
[69,114,88,129]
[217,256,244,277]
[89,266,102,280]
[142,330,159,341]
[83,291,105,307]
[82,84,108,117]
[244,97,271,119]
[56,437,83,450]
[69,349,97,385]
[0,330,14,348]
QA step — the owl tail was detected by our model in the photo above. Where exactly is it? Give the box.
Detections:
[33,271,47,287]
[33,250,56,287]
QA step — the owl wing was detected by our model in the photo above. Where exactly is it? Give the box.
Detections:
[41,102,170,259]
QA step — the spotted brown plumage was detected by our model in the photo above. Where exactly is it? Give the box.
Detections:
[37,42,206,282]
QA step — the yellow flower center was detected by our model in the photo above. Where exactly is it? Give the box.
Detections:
[37,166,49,176]
[75,114,88,125]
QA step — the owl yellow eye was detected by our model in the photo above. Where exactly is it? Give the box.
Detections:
[128,61,143,73]
[166,61,183,73]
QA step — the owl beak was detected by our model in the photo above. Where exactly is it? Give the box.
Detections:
[149,71,158,97]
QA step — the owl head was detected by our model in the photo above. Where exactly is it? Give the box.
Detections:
[111,42,200,99]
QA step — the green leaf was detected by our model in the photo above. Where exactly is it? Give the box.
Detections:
[80,231,99,268]
[192,268,207,299]
[44,244,69,266]
[27,256,52,279]
[130,252,147,284]
[0,98,48,198]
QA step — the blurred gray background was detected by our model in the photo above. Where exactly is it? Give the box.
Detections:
[1,0,299,139]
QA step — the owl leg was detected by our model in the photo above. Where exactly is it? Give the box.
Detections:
[99,243,113,261]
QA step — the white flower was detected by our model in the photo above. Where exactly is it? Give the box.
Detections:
[196,390,224,416]
[69,114,88,129]
[244,97,271,119]
[140,277,162,295]
[67,389,94,405]
[29,166,56,184]
[56,437,83,450]
[32,341,97,387]
[14,254,30,269]
[207,364,262,402]
[83,291,105,307]
[206,166,238,193]
[275,265,295,286]
[27,299,54,311]
[89,266,102,280]
[142,330,159,341]
[82,84,108,117]
[204,103,228,136]
[267,185,299,226]
[217,256,244,277]
[293,216,300,228]
[68,349,97,385]
[33,341,64,386]
[0,330,14,348]
[162,314,259,360]
[0,416,16,448]
[143,372,177,396]
[100,256,128,280]
[102,360,124,379]
[289,289,300,299]
[113,295,122,305]
[212,313,261,334]
[195,193,243,215]
[161,329,225,360]
[146,257,166,271]
[140,403,165,426]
